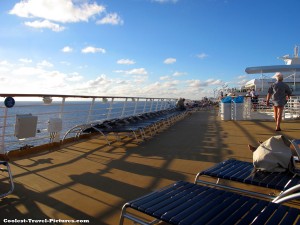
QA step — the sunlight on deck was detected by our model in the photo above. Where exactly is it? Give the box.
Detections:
[1,110,299,224]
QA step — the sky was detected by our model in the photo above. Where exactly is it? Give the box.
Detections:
[0,0,300,100]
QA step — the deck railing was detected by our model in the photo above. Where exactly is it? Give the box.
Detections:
[0,94,177,153]
[219,95,300,120]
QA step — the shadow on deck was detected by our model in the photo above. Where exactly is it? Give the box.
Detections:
[0,110,299,224]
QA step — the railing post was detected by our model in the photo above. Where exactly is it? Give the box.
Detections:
[143,99,147,113]
[59,97,66,119]
[155,99,159,111]
[87,98,95,123]
[161,99,165,110]
[0,107,8,153]
[55,97,66,142]
[107,98,114,119]
[121,98,128,117]
[150,99,154,112]
[133,98,138,115]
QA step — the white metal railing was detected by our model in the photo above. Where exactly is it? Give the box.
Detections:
[219,95,300,121]
[0,94,177,153]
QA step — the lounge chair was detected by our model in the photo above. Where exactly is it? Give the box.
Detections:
[119,180,300,225]
[64,108,188,144]
[194,139,300,199]
[0,160,14,198]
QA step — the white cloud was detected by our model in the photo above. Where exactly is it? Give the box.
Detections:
[172,71,186,77]
[0,60,85,94]
[115,68,148,76]
[65,72,83,82]
[87,74,111,87]
[162,80,180,88]
[60,61,71,66]
[24,20,65,32]
[125,68,148,75]
[62,46,73,53]
[197,53,208,59]
[205,79,223,86]
[11,66,45,77]
[81,46,106,54]
[0,60,12,66]
[37,60,53,68]
[0,58,229,99]
[186,80,201,88]
[97,13,124,25]
[164,58,176,64]
[238,75,247,79]
[19,58,32,64]
[160,76,170,80]
[9,0,105,23]
[117,59,135,65]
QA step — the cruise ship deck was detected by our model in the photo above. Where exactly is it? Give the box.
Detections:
[1,109,299,224]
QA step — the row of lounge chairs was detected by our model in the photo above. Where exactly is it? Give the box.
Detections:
[0,108,188,200]
[63,108,189,145]
[119,140,300,225]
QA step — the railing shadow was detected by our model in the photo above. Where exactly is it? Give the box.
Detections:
[2,110,299,224]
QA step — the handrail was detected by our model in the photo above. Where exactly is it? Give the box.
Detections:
[0,93,176,100]
[0,94,177,153]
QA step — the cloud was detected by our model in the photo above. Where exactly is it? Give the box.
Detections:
[9,0,105,23]
[160,76,170,80]
[11,66,45,77]
[126,68,148,75]
[164,58,176,64]
[62,46,73,53]
[201,79,223,86]
[197,53,208,59]
[96,13,124,25]
[24,20,65,32]
[86,74,111,87]
[0,60,12,66]
[238,75,247,79]
[115,68,148,76]
[66,73,83,82]
[81,46,106,54]
[186,80,201,88]
[9,0,123,32]
[0,58,229,99]
[37,60,53,68]
[19,58,32,64]
[117,59,135,65]
[172,71,186,77]
[0,59,87,94]
[162,80,180,88]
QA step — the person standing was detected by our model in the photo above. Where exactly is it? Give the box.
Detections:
[266,72,292,131]
[176,98,186,111]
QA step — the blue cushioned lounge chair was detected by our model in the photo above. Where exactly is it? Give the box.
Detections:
[119,181,300,225]
[194,139,300,200]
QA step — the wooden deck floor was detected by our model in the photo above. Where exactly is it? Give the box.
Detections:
[0,110,299,224]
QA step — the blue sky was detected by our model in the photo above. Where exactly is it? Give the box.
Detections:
[0,0,299,99]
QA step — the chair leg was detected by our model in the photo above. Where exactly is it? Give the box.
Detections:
[0,161,14,198]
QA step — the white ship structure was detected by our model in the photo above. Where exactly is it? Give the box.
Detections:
[244,46,300,96]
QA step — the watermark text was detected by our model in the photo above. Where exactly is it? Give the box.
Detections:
[3,219,90,224]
